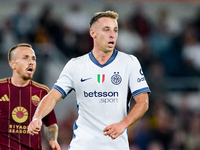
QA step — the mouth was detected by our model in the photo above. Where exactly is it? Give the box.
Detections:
[27,68,33,74]
[108,41,115,47]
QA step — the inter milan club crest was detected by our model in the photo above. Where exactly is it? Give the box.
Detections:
[97,74,105,83]
[111,72,122,85]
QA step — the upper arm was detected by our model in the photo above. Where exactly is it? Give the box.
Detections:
[47,88,63,104]
[134,92,149,108]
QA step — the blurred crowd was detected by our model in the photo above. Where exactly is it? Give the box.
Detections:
[1,1,200,150]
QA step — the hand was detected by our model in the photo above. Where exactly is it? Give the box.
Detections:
[49,140,61,150]
[28,118,42,135]
[103,122,127,140]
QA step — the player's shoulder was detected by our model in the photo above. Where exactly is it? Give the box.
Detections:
[69,53,89,65]
[31,80,50,93]
[0,77,9,84]
[117,50,138,61]
[72,53,88,61]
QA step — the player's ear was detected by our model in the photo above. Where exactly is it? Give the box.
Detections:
[90,28,96,39]
[9,60,16,70]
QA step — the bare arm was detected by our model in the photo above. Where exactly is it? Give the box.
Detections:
[44,124,58,143]
[28,89,62,135]
[103,92,149,139]
[35,89,62,120]
[121,92,149,127]
[44,124,61,150]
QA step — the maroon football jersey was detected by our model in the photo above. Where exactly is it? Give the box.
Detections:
[0,77,57,150]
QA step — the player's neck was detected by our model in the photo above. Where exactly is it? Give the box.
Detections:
[92,48,113,65]
[11,76,30,87]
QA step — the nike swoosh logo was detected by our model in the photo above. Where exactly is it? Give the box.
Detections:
[81,78,92,82]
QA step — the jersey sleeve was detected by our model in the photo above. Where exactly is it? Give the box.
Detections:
[128,55,151,98]
[53,59,74,99]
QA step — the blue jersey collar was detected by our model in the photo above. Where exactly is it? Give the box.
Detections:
[89,49,118,68]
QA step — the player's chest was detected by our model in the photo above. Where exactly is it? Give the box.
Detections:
[0,88,41,113]
[74,64,130,88]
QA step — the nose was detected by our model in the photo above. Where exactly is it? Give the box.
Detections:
[110,30,116,39]
[29,58,34,65]
[110,32,114,39]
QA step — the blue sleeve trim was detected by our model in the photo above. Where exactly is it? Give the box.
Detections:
[53,85,67,99]
[132,87,151,98]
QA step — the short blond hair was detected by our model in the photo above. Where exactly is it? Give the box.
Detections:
[8,43,32,61]
[89,10,119,28]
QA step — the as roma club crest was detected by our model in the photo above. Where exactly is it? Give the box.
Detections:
[31,95,40,106]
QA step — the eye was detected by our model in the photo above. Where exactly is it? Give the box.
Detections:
[23,55,29,59]
[104,28,109,31]
[32,57,36,61]
[114,28,118,33]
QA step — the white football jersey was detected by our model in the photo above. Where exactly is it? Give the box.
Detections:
[53,49,150,150]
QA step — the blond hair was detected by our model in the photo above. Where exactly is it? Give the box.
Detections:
[89,10,119,28]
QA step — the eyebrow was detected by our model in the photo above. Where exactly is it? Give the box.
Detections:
[23,54,36,58]
[103,26,118,28]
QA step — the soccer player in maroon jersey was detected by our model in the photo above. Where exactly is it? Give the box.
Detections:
[0,43,60,150]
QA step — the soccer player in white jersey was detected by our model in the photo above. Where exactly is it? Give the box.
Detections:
[28,11,151,150]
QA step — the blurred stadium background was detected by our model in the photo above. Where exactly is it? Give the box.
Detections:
[1,0,200,149]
